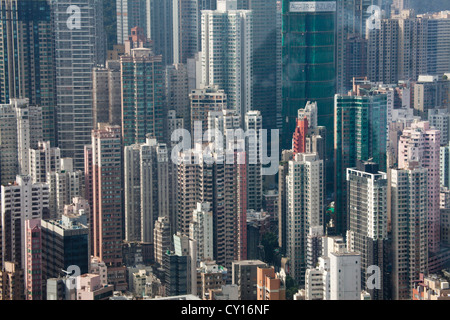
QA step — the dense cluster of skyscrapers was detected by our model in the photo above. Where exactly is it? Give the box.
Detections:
[1,0,450,301]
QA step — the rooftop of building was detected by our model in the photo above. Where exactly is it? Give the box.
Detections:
[232,260,266,266]
[151,294,201,300]
[44,217,88,231]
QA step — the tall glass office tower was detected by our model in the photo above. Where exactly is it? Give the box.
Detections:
[334,90,387,236]
[282,0,336,190]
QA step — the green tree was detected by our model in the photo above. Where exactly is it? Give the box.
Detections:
[261,232,278,265]
[285,275,299,300]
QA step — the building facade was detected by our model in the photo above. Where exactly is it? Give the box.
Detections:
[121,48,165,146]
[91,124,126,291]
[52,0,106,171]
[201,1,253,122]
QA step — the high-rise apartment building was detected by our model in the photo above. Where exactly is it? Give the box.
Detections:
[92,66,110,126]
[83,144,94,253]
[388,117,418,169]
[166,64,190,127]
[262,190,278,223]
[429,108,450,146]
[441,192,450,246]
[0,0,56,145]
[1,175,49,269]
[124,136,170,243]
[123,143,143,242]
[147,0,174,66]
[276,1,283,132]
[91,124,126,291]
[278,149,293,254]
[92,60,122,127]
[47,167,81,220]
[14,99,43,176]
[189,202,214,263]
[245,110,263,212]
[121,48,164,146]
[366,15,399,84]
[336,0,382,93]
[177,111,228,242]
[154,216,172,266]
[286,153,324,285]
[367,10,450,85]
[215,153,241,270]
[346,161,388,300]
[176,140,246,270]
[29,141,61,184]
[52,0,106,171]
[190,86,227,135]
[207,110,248,261]
[0,99,43,185]
[168,110,185,147]
[398,120,441,254]
[167,111,184,233]
[292,115,308,155]
[342,35,368,93]
[176,150,208,238]
[293,101,327,170]
[238,0,278,132]
[418,11,450,76]
[173,0,199,64]
[24,219,43,300]
[441,145,450,188]
[390,164,428,300]
[307,226,323,269]
[197,0,217,56]
[0,102,18,185]
[414,75,450,120]
[201,1,253,122]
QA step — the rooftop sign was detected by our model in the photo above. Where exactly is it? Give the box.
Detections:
[289,1,337,12]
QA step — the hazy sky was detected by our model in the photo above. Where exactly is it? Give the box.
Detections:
[411,0,450,13]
